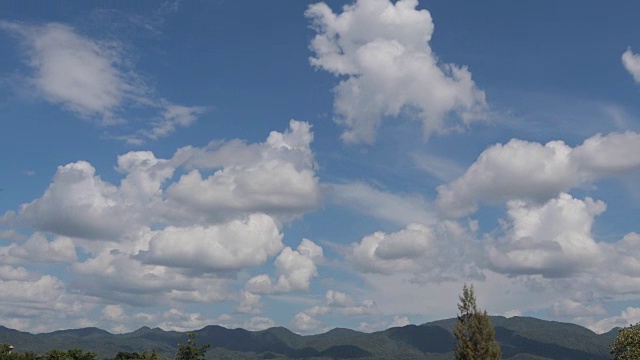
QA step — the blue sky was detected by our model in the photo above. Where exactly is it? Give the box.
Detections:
[2,0,640,334]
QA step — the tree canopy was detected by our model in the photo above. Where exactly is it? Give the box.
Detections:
[175,333,210,360]
[610,323,640,360]
[454,283,501,360]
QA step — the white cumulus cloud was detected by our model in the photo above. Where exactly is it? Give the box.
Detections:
[142,214,283,272]
[306,0,487,143]
[437,131,640,217]
[1,233,77,264]
[234,291,263,314]
[0,121,322,312]
[246,239,324,294]
[622,48,640,83]
[486,193,605,278]
[348,221,483,282]
[290,312,323,333]
[165,120,320,224]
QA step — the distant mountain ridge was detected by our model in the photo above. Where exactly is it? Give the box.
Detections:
[0,317,619,359]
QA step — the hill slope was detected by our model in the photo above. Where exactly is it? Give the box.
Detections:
[0,317,617,359]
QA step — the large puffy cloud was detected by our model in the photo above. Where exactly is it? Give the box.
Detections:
[234,291,263,314]
[18,161,129,240]
[0,265,36,281]
[0,121,321,317]
[426,130,640,321]
[11,120,317,241]
[0,21,204,141]
[73,242,232,306]
[116,151,175,201]
[142,214,283,272]
[572,132,640,174]
[16,155,171,240]
[0,274,65,303]
[480,195,640,321]
[246,239,324,294]
[324,289,378,315]
[486,193,605,278]
[593,233,640,295]
[172,120,314,170]
[350,223,435,274]
[306,0,486,143]
[165,164,317,221]
[73,246,194,302]
[165,120,320,224]
[0,271,98,332]
[290,312,323,333]
[0,233,76,264]
[437,132,640,217]
[345,186,640,330]
[348,221,483,282]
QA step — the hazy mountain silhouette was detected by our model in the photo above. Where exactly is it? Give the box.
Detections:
[0,316,618,359]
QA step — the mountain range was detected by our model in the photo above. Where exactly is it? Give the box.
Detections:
[0,317,620,359]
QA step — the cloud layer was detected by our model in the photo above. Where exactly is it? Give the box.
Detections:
[0,120,322,330]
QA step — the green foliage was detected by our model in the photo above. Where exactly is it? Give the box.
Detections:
[114,352,140,360]
[0,349,95,360]
[454,284,501,360]
[115,350,164,360]
[43,349,96,360]
[175,333,210,360]
[610,323,640,359]
[65,349,96,360]
[17,353,39,360]
[0,345,12,355]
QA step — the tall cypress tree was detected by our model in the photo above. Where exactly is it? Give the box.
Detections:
[454,284,501,360]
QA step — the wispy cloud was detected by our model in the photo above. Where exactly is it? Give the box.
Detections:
[0,20,204,142]
[327,182,435,226]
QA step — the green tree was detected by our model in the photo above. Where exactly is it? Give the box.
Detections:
[115,350,164,360]
[175,333,210,360]
[43,350,71,360]
[43,349,95,360]
[65,349,96,360]
[142,350,164,360]
[0,345,15,360]
[610,323,640,359]
[454,284,501,360]
[114,352,142,360]
[15,353,40,360]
